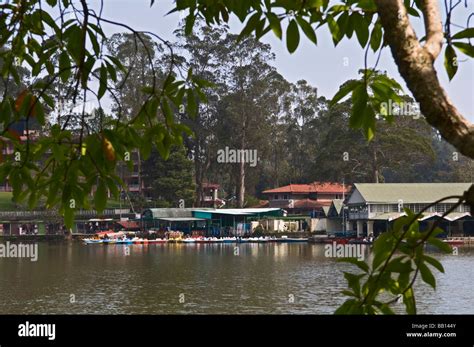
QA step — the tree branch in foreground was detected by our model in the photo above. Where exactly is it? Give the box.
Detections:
[375,0,474,159]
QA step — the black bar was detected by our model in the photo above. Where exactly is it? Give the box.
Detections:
[0,315,472,346]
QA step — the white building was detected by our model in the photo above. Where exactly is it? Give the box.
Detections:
[346,183,473,236]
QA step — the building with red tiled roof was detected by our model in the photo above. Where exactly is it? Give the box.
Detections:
[262,182,351,215]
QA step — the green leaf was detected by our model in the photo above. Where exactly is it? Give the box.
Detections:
[286,19,300,53]
[33,100,46,125]
[106,55,125,72]
[65,25,83,64]
[46,182,60,208]
[64,207,74,230]
[372,231,395,270]
[105,176,119,200]
[334,299,362,314]
[87,28,100,55]
[39,9,59,32]
[330,80,360,106]
[336,11,349,39]
[444,44,458,80]
[370,21,383,52]
[427,237,452,253]
[375,303,395,315]
[81,56,96,88]
[186,89,197,117]
[327,15,342,45]
[357,0,377,11]
[337,257,369,273]
[418,261,436,289]
[344,272,365,296]
[59,51,71,83]
[406,6,419,17]
[353,13,369,47]
[296,16,317,44]
[362,104,375,141]
[375,74,403,91]
[95,179,107,213]
[423,255,444,273]
[452,42,474,57]
[238,12,261,40]
[28,190,38,210]
[98,64,108,100]
[0,99,13,123]
[370,81,402,105]
[451,27,474,40]
[267,12,282,39]
[185,12,196,35]
[385,256,412,273]
[255,18,268,39]
[350,83,368,128]
[345,13,355,38]
[161,98,174,125]
[41,93,55,109]
[105,60,117,82]
[403,287,416,314]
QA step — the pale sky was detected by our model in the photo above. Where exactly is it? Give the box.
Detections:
[90,0,474,121]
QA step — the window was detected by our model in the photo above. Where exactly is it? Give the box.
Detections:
[435,204,451,213]
[373,204,388,213]
[274,195,278,200]
[283,194,288,200]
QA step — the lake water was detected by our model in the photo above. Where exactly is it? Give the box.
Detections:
[0,242,472,314]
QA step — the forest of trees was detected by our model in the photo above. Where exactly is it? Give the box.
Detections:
[100,25,473,208]
[1,21,471,210]
[2,22,471,210]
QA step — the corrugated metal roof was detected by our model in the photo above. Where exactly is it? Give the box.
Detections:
[352,183,471,204]
[370,212,406,221]
[442,212,472,221]
[192,208,282,216]
[369,211,472,221]
[143,208,212,219]
[143,208,282,219]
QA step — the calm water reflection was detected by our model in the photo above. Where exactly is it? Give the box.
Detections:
[0,242,472,314]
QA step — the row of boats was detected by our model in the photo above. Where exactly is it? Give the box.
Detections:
[82,236,309,245]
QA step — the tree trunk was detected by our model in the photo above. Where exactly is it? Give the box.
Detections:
[375,0,474,160]
[238,158,245,208]
[373,147,379,184]
[194,141,203,207]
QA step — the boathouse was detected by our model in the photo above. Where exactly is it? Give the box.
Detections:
[141,207,284,236]
[346,183,473,236]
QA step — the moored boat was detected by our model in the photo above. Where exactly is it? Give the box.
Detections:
[276,236,307,243]
[444,239,465,246]
[83,238,104,244]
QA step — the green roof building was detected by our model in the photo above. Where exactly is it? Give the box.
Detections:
[346,183,473,236]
